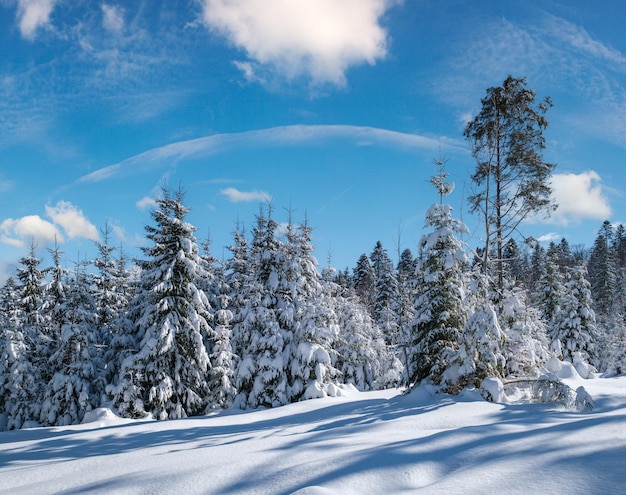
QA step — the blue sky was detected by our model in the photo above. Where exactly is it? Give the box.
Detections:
[0,0,624,280]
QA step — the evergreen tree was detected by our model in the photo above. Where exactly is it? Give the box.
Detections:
[397,248,417,285]
[0,278,21,428]
[407,160,469,388]
[352,254,376,314]
[3,318,37,430]
[500,286,549,378]
[9,242,47,427]
[539,251,565,342]
[528,243,546,304]
[39,241,68,389]
[370,241,400,346]
[225,221,251,362]
[334,267,352,292]
[502,238,526,286]
[101,245,135,394]
[16,241,45,326]
[284,219,339,401]
[603,320,626,376]
[396,248,418,373]
[445,282,506,393]
[588,220,618,318]
[613,224,626,268]
[40,262,98,426]
[206,274,237,410]
[233,205,289,409]
[332,293,399,391]
[556,238,575,271]
[551,265,598,367]
[93,224,131,388]
[111,186,213,420]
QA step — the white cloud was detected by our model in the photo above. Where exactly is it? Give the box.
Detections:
[45,201,100,241]
[15,0,57,40]
[0,214,63,247]
[220,187,272,203]
[102,3,124,33]
[201,0,394,86]
[0,201,100,248]
[549,171,612,225]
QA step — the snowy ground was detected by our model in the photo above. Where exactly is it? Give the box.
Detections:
[1,370,626,494]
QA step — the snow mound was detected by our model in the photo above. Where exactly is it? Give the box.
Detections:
[81,407,142,427]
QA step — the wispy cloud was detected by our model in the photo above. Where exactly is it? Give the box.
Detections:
[544,13,626,69]
[74,125,464,185]
[436,11,626,149]
[0,2,191,149]
[201,0,395,87]
[220,187,272,203]
[0,173,14,193]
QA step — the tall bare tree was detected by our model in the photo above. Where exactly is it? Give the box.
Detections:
[464,75,556,293]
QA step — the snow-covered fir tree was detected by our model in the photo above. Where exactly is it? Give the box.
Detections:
[395,248,417,373]
[588,220,618,319]
[283,218,339,401]
[206,272,237,410]
[0,278,22,429]
[41,241,66,346]
[8,243,47,428]
[39,262,98,426]
[332,292,400,391]
[499,286,549,379]
[93,223,131,398]
[538,252,564,331]
[406,160,469,388]
[225,221,251,362]
[551,265,598,369]
[233,205,289,409]
[2,318,38,430]
[370,241,400,347]
[445,281,506,393]
[101,246,137,395]
[604,320,626,376]
[502,239,527,285]
[352,253,376,315]
[110,186,213,420]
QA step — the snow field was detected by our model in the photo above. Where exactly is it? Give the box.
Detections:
[1,374,625,495]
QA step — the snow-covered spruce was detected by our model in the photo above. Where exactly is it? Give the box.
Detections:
[40,263,99,426]
[406,162,469,389]
[109,186,214,420]
[550,265,598,367]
